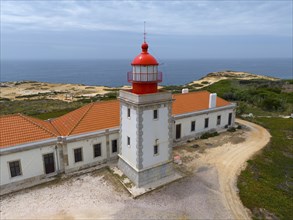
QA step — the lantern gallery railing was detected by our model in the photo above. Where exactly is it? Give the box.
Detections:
[127,71,162,83]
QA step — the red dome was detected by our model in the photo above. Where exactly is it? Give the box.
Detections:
[131,42,158,65]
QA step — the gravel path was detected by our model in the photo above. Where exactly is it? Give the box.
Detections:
[0,119,270,219]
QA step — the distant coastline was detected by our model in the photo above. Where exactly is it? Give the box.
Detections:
[0,71,279,102]
[1,58,292,86]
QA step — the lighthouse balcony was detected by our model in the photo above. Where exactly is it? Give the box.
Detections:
[127,71,162,83]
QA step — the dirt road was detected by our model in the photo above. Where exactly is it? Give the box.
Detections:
[197,119,271,219]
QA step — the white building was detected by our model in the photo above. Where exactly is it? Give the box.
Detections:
[0,41,236,195]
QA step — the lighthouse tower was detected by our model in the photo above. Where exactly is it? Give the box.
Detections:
[118,39,174,187]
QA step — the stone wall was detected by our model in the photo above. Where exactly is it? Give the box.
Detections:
[118,158,173,187]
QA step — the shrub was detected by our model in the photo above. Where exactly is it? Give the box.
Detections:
[200,131,219,139]
[237,102,247,116]
[227,127,236,132]
[192,83,204,87]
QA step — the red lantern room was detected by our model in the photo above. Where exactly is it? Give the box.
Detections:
[128,41,162,94]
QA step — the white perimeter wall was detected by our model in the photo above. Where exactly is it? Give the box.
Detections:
[142,106,170,168]
[174,108,235,139]
[120,105,137,168]
[0,144,57,185]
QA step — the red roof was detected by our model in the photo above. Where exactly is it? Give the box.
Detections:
[131,42,158,65]
[172,91,231,115]
[0,114,58,148]
[0,91,232,148]
[51,100,120,136]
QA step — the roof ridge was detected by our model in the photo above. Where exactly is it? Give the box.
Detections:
[18,114,58,138]
[47,120,61,136]
[67,103,95,135]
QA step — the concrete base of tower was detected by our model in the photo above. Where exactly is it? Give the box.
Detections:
[118,157,174,188]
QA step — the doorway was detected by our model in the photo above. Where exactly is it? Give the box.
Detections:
[43,153,55,174]
[228,113,232,126]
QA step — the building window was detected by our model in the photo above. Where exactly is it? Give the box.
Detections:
[217,115,221,125]
[74,148,83,163]
[93,143,102,158]
[112,139,118,153]
[9,160,22,177]
[154,145,158,155]
[204,118,209,128]
[127,136,131,146]
[127,108,131,118]
[191,121,196,132]
[153,109,158,119]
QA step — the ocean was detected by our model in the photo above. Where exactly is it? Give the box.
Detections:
[1,58,292,86]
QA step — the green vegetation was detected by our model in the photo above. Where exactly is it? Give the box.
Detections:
[163,84,200,93]
[238,118,293,220]
[205,79,293,115]
[0,99,84,119]
[200,131,219,139]
[15,91,66,99]
[227,127,236,132]
[33,109,77,120]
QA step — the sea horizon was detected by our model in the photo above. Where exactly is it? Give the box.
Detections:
[1,58,292,86]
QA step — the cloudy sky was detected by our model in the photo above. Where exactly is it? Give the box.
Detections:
[1,0,292,60]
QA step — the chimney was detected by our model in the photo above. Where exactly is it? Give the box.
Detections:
[182,88,189,94]
[209,93,217,108]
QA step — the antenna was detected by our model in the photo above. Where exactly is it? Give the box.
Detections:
[143,21,146,42]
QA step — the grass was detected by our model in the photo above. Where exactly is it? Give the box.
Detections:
[237,117,293,220]
[32,109,77,120]
[0,99,84,119]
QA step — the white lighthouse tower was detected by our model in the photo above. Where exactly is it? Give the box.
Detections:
[118,37,174,187]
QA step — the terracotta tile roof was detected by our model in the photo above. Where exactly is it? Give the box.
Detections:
[0,114,58,148]
[172,91,231,115]
[51,100,120,136]
[0,91,232,148]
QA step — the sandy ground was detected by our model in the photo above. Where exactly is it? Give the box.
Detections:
[197,119,271,219]
[0,119,270,219]
[0,81,131,101]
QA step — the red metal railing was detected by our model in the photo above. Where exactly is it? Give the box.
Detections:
[127,71,162,83]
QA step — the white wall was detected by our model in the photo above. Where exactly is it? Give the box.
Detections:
[142,106,170,168]
[174,108,235,140]
[0,144,57,186]
[120,104,138,168]
[66,133,119,171]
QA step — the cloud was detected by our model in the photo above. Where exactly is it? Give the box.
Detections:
[1,1,292,36]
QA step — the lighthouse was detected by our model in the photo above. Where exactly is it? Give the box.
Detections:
[118,38,174,187]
